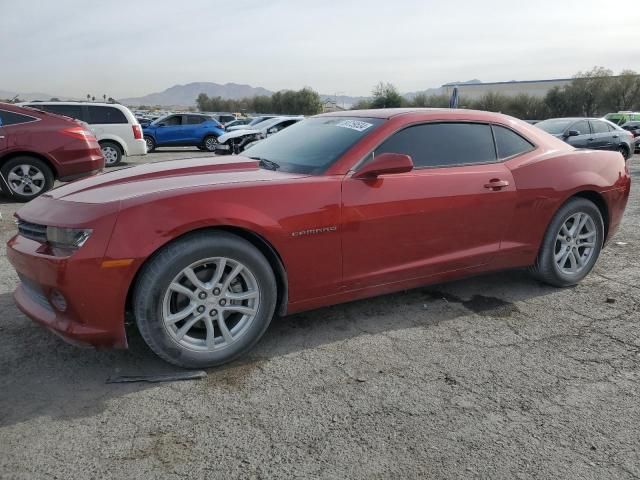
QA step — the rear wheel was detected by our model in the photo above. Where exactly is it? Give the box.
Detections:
[144,135,156,152]
[100,141,123,166]
[530,197,603,287]
[1,156,54,202]
[133,231,277,368]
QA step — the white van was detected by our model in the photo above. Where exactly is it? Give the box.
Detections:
[21,102,147,166]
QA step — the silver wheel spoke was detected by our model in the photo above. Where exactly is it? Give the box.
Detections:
[169,282,196,299]
[13,183,26,194]
[573,248,585,268]
[31,172,44,182]
[20,165,30,176]
[211,258,227,286]
[568,250,578,271]
[8,172,21,182]
[184,267,207,290]
[166,303,196,324]
[217,315,233,343]
[176,314,204,339]
[225,290,258,301]
[221,264,243,292]
[223,305,257,316]
[204,317,216,350]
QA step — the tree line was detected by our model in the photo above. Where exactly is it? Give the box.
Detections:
[353,68,640,120]
[196,87,323,115]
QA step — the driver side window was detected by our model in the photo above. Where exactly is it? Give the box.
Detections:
[570,120,590,135]
[164,115,182,126]
[374,122,496,168]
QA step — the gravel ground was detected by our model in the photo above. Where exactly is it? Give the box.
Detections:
[0,152,639,479]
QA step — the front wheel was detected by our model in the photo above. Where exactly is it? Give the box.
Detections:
[133,231,277,368]
[530,197,604,287]
[1,156,54,202]
[203,135,218,152]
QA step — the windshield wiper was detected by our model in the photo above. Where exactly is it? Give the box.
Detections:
[252,157,281,171]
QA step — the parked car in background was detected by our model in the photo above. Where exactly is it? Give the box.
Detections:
[603,111,640,126]
[216,116,303,154]
[226,115,278,131]
[535,117,634,159]
[224,118,253,130]
[142,113,225,152]
[21,102,145,166]
[212,113,237,125]
[621,121,640,152]
[6,108,630,367]
[0,103,103,201]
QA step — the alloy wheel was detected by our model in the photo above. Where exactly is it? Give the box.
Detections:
[162,257,260,352]
[205,137,218,151]
[7,164,45,196]
[554,212,597,275]
[102,145,119,165]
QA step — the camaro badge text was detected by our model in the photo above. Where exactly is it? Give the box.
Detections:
[291,226,338,237]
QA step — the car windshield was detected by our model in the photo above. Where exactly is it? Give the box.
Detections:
[250,117,287,130]
[245,116,384,174]
[536,119,575,134]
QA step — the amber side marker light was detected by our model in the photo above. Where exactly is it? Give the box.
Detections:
[101,259,135,268]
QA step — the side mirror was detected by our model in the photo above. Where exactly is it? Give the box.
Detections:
[353,152,414,179]
[267,127,277,134]
[157,122,166,127]
[565,130,580,137]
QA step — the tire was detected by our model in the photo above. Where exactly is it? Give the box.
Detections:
[133,231,277,368]
[0,156,54,202]
[203,135,218,152]
[100,141,123,166]
[144,135,156,153]
[529,197,604,287]
[618,145,630,160]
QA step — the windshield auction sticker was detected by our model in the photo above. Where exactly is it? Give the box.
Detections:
[335,120,374,132]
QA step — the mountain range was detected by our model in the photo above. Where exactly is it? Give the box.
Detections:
[2,79,483,108]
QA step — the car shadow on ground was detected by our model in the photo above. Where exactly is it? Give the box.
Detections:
[0,269,558,427]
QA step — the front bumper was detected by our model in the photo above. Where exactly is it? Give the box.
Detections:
[6,198,133,349]
[7,233,130,348]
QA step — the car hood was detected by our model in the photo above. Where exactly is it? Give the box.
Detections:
[44,156,306,205]
[218,128,261,141]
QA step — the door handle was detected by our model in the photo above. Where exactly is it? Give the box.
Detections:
[588,138,594,141]
[612,135,619,138]
[484,179,509,190]
[0,136,4,139]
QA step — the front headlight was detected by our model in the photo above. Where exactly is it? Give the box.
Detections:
[46,226,92,249]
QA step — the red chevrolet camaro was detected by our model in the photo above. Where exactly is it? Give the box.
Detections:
[7,109,630,368]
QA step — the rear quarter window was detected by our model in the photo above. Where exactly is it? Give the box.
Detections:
[492,125,534,159]
[0,110,38,126]
[87,106,128,124]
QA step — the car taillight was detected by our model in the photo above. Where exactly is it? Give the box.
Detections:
[61,127,95,141]
[132,125,142,139]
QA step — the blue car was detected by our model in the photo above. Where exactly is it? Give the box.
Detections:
[143,113,225,152]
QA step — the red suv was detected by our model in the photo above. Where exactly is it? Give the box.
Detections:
[0,103,104,201]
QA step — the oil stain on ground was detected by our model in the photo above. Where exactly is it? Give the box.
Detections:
[426,290,520,318]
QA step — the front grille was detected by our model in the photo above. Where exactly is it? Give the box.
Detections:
[19,274,54,313]
[17,220,47,243]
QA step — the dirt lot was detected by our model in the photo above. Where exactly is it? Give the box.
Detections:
[1,151,639,479]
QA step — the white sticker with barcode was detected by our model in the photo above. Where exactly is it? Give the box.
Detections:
[335,120,374,132]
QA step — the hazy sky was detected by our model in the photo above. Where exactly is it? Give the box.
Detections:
[1,0,638,98]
